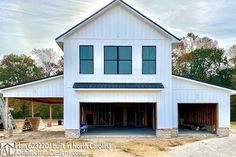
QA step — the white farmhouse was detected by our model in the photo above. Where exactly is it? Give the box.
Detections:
[1,0,235,138]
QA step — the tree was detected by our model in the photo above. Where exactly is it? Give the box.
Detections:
[55,56,64,74]
[0,54,44,87]
[226,44,236,87]
[227,44,236,67]
[31,48,62,77]
[173,33,219,74]
[173,48,234,88]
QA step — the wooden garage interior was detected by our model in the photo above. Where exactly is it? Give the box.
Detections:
[80,103,156,130]
[178,103,218,133]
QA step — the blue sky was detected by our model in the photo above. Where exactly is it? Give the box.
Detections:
[0,0,236,58]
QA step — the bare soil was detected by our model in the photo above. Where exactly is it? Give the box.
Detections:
[169,128,236,157]
[0,125,205,157]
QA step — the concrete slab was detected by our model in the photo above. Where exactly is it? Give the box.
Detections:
[178,128,216,137]
[81,127,156,137]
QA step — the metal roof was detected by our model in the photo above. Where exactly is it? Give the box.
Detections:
[0,74,63,90]
[73,83,164,89]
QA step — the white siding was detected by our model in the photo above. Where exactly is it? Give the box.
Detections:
[65,4,172,85]
[77,91,160,103]
[2,76,63,98]
[68,4,169,40]
[63,3,173,129]
[172,77,231,128]
[71,39,171,84]
[64,39,80,129]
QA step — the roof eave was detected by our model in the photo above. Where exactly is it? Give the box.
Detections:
[73,88,164,91]
[173,75,236,94]
[0,75,64,91]
[55,0,180,43]
[55,0,119,42]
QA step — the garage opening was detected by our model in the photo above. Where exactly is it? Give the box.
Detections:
[80,103,156,136]
[178,103,218,135]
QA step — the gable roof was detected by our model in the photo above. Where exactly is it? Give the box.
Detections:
[1,74,235,94]
[0,74,63,91]
[173,74,236,94]
[55,0,180,42]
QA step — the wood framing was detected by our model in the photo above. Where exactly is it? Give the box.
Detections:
[5,97,9,130]
[80,103,156,129]
[178,103,218,133]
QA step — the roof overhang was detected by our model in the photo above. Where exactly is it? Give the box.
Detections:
[0,74,63,91]
[15,98,63,104]
[55,0,180,49]
[173,75,236,95]
[73,83,164,91]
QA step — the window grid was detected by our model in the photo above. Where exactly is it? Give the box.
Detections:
[104,46,132,74]
[79,45,94,74]
[142,46,156,74]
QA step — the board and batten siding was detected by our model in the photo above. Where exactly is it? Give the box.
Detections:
[63,3,174,129]
[1,76,63,98]
[172,76,231,128]
[77,91,160,103]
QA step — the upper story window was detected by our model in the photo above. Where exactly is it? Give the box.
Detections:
[142,46,156,74]
[104,46,132,74]
[79,45,94,74]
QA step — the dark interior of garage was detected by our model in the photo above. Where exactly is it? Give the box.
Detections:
[80,103,156,129]
[178,103,218,134]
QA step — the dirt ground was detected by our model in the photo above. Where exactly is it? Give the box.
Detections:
[169,128,236,157]
[0,122,236,157]
[0,125,204,157]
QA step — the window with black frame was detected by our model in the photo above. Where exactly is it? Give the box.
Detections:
[142,46,156,74]
[79,45,94,74]
[104,46,132,74]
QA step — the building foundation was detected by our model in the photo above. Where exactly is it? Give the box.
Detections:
[217,128,229,137]
[65,129,80,138]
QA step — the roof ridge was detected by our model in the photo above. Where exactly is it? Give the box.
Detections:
[55,0,180,41]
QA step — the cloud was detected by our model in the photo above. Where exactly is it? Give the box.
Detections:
[0,0,235,56]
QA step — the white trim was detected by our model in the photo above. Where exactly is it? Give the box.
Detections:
[1,75,64,91]
[118,1,179,42]
[173,75,236,94]
[55,0,179,42]
[74,88,163,91]
[4,96,64,98]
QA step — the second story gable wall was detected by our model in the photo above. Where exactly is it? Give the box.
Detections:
[63,3,172,88]
[67,4,170,40]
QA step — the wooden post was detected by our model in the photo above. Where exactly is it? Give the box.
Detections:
[4,97,12,137]
[123,107,127,127]
[144,105,147,127]
[152,104,155,130]
[105,104,107,125]
[50,104,52,120]
[31,102,34,118]
[109,104,111,126]
[135,106,137,127]
[48,104,52,127]
[156,103,158,130]
[81,105,84,122]
[113,106,115,126]
[5,97,9,130]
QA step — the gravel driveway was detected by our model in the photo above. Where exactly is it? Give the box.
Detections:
[169,130,236,157]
